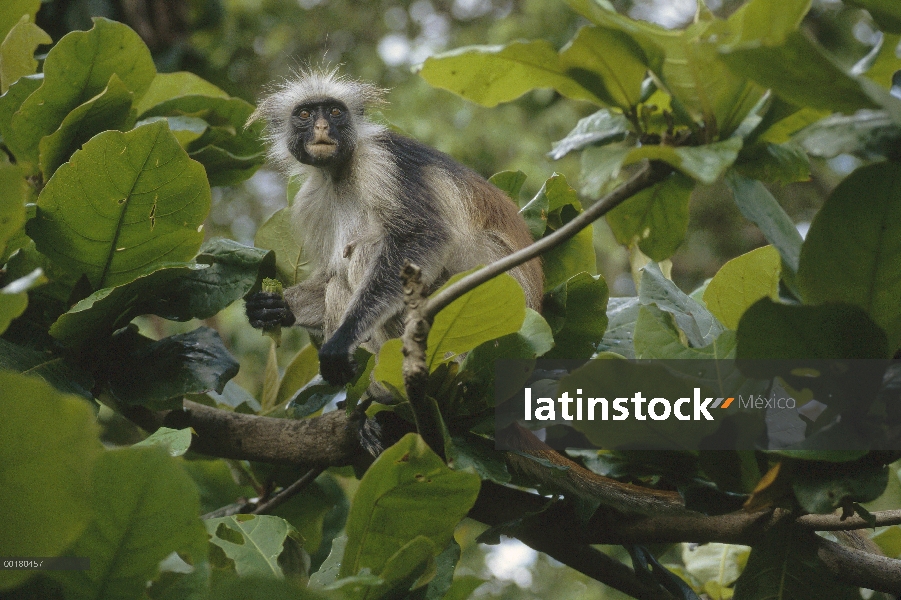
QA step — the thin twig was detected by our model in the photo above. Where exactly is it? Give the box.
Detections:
[252,467,326,515]
[426,161,672,318]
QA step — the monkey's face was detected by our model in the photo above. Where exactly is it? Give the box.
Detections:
[288,99,355,170]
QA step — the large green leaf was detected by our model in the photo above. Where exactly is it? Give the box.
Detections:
[417,41,602,107]
[0,371,101,591]
[44,223,268,336]
[720,32,880,114]
[30,120,210,290]
[798,161,901,349]
[558,25,655,110]
[549,109,630,160]
[255,206,311,286]
[634,304,736,360]
[736,298,889,359]
[0,338,94,398]
[340,434,480,578]
[703,245,781,330]
[733,524,859,599]
[54,447,207,600]
[38,74,136,178]
[733,141,810,184]
[607,172,693,261]
[0,16,50,94]
[135,71,229,117]
[520,174,597,289]
[542,272,609,359]
[625,137,743,184]
[0,0,40,45]
[427,271,526,369]
[8,18,155,165]
[639,262,725,348]
[105,326,239,407]
[793,111,901,160]
[205,514,305,578]
[726,171,803,275]
[0,74,41,169]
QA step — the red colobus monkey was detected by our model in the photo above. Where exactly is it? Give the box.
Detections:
[245,69,542,385]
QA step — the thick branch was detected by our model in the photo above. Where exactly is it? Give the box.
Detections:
[400,263,445,458]
[426,161,671,317]
[126,400,365,468]
[816,536,901,593]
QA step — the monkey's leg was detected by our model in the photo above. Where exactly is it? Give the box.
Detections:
[318,232,445,385]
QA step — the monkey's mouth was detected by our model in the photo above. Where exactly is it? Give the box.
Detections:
[307,140,338,159]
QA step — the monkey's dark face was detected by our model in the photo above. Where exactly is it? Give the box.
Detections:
[289,99,355,171]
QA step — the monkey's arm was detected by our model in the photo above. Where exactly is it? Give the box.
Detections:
[319,227,445,385]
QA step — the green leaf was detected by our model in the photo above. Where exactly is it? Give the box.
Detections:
[733,141,811,184]
[276,344,320,405]
[0,0,40,44]
[519,174,596,289]
[596,297,640,358]
[736,298,889,359]
[373,338,405,393]
[863,33,901,88]
[8,18,156,165]
[872,526,901,557]
[797,161,901,350]
[54,447,207,600]
[793,111,901,160]
[149,238,274,322]
[106,327,239,407]
[543,272,609,359]
[255,206,311,286]
[340,434,480,578]
[634,304,736,360]
[639,262,725,347]
[607,172,693,261]
[845,0,901,33]
[0,267,43,334]
[189,144,265,187]
[710,0,811,49]
[733,523,859,599]
[38,74,136,178]
[0,162,28,259]
[427,271,526,369]
[625,137,743,184]
[0,338,94,398]
[49,264,199,346]
[134,427,193,457]
[30,120,210,289]
[703,245,781,330]
[0,16,50,94]
[549,109,630,160]
[458,308,554,403]
[373,536,437,599]
[792,460,888,514]
[726,171,803,275]
[0,73,41,165]
[558,25,655,110]
[579,143,632,198]
[417,41,602,107]
[135,71,229,117]
[0,371,101,591]
[205,514,305,578]
[487,170,527,203]
[720,31,880,115]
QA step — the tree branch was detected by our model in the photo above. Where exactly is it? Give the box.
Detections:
[426,161,672,318]
[797,510,901,530]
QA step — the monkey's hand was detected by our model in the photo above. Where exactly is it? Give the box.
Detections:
[319,333,358,386]
[245,292,297,329]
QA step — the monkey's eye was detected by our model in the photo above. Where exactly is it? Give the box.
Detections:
[297,109,311,120]
[330,107,342,117]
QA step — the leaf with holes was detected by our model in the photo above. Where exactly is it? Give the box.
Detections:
[29,120,210,290]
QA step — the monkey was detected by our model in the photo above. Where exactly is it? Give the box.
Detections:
[245,68,543,386]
